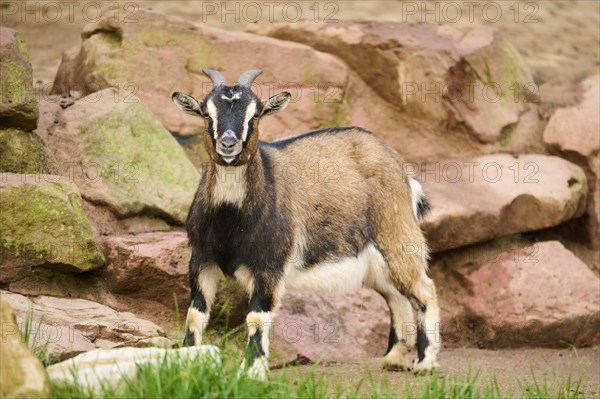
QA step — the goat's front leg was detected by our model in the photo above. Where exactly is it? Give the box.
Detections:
[184,252,221,346]
[243,275,284,381]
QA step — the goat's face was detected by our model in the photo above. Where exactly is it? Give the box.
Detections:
[172,69,291,166]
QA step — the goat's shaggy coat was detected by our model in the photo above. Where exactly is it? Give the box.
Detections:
[173,69,440,379]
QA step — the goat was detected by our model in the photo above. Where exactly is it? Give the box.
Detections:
[172,69,440,379]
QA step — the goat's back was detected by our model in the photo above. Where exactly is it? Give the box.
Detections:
[262,127,421,260]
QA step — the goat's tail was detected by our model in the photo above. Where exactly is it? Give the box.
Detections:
[409,178,431,221]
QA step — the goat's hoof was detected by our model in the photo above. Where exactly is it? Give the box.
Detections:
[240,357,269,382]
[382,363,412,372]
[412,357,440,375]
[382,346,412,372]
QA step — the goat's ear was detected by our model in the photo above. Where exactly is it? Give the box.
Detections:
[261,92,291,117]
[172,92,205,117]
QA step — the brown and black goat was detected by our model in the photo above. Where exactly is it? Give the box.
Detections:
[172,69,440,380]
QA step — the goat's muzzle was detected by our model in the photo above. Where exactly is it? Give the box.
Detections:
[216,130,243,163]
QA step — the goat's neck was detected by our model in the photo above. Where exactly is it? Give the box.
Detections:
[206,153,264,208]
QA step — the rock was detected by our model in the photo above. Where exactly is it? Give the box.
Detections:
[5,268,185,341]
[0,174,105,283]
[1,290,171,361]
[44,88,200,224]
[544,75,600,159]
[47,345,219,394]
[51,9,350,138]
[0,128,57,174]
[428,233,533,347]
[7,268,109,303]
[4,227,244,335]
[459,241,600,347]
[33,95,63,143]
[174,133,211,171]
[119,217,173,235]
[81,199,174,237]
[103,232,190,309]
[0,300,50,399]
[102,231,250,326]
[421,154,588,252]
[0,28,38,130]
[544,74,600,247]
[249,21,535,144]
[50,12,521,162]
[270,288,389,363]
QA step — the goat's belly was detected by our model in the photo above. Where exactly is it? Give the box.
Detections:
[284,244,386,293]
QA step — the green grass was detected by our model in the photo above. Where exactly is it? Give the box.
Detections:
[47,346,588,399]
[21,303,51,367]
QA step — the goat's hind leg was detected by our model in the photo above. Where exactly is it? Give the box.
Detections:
[376,241,440,373]
[375,286,417,371]
[366,254,416,372]
[409,274,441,373]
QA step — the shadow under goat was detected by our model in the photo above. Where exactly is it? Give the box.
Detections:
[172,69,440,380]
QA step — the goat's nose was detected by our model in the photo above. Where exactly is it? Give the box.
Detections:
[220,130,237,148]
[221,136,237,148]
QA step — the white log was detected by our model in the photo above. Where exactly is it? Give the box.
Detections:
[47,345,220,393]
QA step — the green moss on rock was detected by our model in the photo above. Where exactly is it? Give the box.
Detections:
[0,175,105,277]
[83,103,199,221]
[499,123,517,146]
[54,90,200,224]
[14,32,30,59]
[0,28,38,130]
[0,129,57,174]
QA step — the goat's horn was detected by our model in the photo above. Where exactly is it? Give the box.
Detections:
[237,69,263,87]
[202,69,227,87]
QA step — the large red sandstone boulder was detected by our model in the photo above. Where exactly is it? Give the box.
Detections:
[458,241,599,347]
[50,9,349,139]
[1,290,171,361]
[249,21,536,144]
[5,267,184,340]
[421,154,588,252]
[44,88,200,225]
[101,231,249,326]
[103,232,190,309]
[544,74,600,248]
[271,288,389,363]
[49,10,537,162]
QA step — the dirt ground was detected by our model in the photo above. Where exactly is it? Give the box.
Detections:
[273,347,600,397]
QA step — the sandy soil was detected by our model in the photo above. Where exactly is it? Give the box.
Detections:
[273,347,600,397]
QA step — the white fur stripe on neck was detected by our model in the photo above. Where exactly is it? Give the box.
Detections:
[212,165,247,206]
